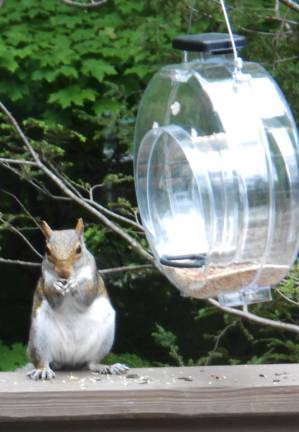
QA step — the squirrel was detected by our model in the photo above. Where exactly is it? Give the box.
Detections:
[27,218,128,380]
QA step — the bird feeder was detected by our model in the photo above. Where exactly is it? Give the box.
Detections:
[134,33,299,306]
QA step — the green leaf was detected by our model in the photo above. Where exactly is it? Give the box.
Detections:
[0,47,18,72]
[124,65,150,79]
[48,86,97,108]
[82,59,117,82]
[93,98,122,116]
[32,69,58,83]
[0,341,27,371]
[0,80,29,101]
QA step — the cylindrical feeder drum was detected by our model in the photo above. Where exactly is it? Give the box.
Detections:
[134,33,299,306]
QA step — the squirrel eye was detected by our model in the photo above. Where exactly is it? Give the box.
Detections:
[45,245,51,255]
[75,244,82,255]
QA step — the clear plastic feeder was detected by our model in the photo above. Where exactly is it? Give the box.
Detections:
[134,33,299,306]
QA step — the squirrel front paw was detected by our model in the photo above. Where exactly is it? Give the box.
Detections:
[66,278,78,292]
[27,367,56,380]
[88,362,129,375]
[54,279,70,296]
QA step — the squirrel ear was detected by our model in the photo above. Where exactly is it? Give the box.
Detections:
[41,221,53,239]
[75,218,84,237]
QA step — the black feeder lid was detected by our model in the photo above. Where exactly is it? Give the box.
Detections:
[172,32,246,55]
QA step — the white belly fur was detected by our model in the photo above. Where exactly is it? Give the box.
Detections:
[35,295,115,366]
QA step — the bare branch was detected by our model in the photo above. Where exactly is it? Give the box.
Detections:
[0,257,40,267]
[280,0,299,12]
[86,198,144,230]
[89,183,103,200]
[47,160,85,199]
[207,297,299,335]
[275,0,280,15]
[88,184,143,230]
[0,161,60,199]
[276,288,299,306]
[0,102,153,263]
[0,158,37,166]
[0,103,38,163]
[0,216,43,259]
[205,320,239,365]
[1,190,41,230]
[99,264,154,275]
[63,0,108,9]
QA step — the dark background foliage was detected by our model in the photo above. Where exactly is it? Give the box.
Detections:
[0,0,299,370]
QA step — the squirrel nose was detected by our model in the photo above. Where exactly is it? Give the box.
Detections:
[55,266,71,279]
[59,271,71,279]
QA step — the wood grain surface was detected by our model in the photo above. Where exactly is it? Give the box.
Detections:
[1,364,299,430]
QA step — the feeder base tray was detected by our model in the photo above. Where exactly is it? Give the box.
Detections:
[165,263,289,299]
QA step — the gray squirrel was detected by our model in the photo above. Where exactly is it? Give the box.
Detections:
[27,218,128,380]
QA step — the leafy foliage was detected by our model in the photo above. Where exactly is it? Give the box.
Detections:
[0,340,152,371]
[0,341,27,371]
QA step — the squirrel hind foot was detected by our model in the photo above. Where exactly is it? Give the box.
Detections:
[27,367,56,381]
[88,362,129,375]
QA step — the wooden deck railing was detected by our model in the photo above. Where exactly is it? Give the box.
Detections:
[1,364,299,431]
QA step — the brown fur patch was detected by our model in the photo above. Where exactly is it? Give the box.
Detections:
[31,279,44,317]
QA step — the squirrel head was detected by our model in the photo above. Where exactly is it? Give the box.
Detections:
[41,218,85,279]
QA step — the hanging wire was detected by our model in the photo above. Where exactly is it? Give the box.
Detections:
[219,0,243,75]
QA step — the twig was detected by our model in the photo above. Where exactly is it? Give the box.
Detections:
[99,264,154,275]
[0,257,40,267]
[240,26,293,35]
[89,183,103,200]
[205,320,239,365]
[1,190,41,230]
[0,161,66,200]
[0,102,153,263]
[88,183,143,230]
[0,216,42,259]
[263,55,299,65]
[86,198,143,230]
[280,0,299,12]
[0,257,153,275]
[207,297,299,335]
[276,288,299,306]
[63,0,108,9]
[0,158,37,166]
[275,0,280,15]
[47,160,85,199]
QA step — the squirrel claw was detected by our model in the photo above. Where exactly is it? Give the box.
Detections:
[27,367,56,380]
[109,363,129,375]
[67,279,77,291]
[54,280,69,296]
[89,362,129,375]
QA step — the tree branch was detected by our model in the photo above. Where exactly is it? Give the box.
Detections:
[1,190,41,230]
[207,297,299,335]
[63,0,108,9]
[0,102,153,263]
[0,158,37,166]
[99,264,154,275]
[0,257,153,276]
[205,320,239,365]
[86,198,144,230]
[0,216,43,259]
[0,257,40,267]
[280,0,299,12]
[276,288,299,307]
